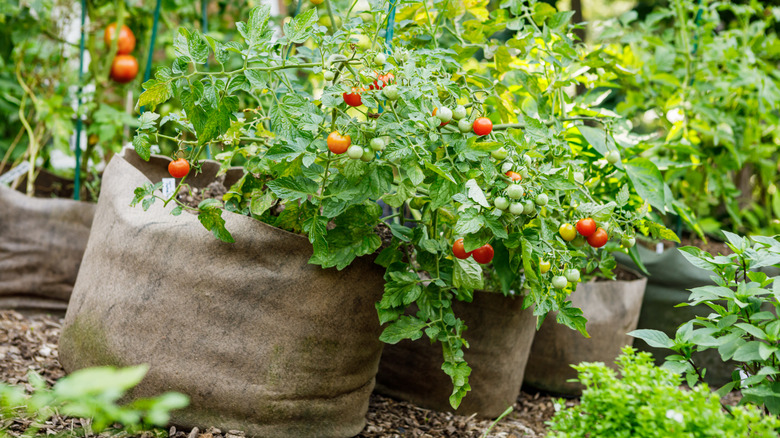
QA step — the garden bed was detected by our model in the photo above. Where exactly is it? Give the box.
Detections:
[0,310,566,437]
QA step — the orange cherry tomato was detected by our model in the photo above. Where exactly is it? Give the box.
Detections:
[110,55,139,83]
[327,131,351,154]
[104,23,136,55]
[168,158,190,178]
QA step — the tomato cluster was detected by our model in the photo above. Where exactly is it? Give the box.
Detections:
[452,239,494,264]
[105,23,138,84]
[558,218,608,248]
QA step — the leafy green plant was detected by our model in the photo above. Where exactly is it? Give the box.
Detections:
[0,365,188,437]
[547,347,780,437]
[130,0,676,408]
[631,232,780,414]
[599,1,780,237]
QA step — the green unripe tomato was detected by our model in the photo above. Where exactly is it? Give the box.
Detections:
[360,148,375,162]
[458,119,472,133]
[572,235,586,247]
[509,202,524,215]
[494,196,509,210]
[323,70,335,81]
[436,106,452,123]
[383,85,399,100]
[370,137,386,151]
[506,184,525,199]
[352,34,371,50]
[606,149,621,164]
[501,161,514,174]
[347,145,364,159]
[452,105,467,120]
[535,193,548,206]
[622,236,636,248]
[491,147,508,160]
[573,171,584,184]
[374,53,387,66]
[522,155,532,166]
[394,49,409,63]
[552,276,568,289]
[522,200,535,215]
[565,269,580,283]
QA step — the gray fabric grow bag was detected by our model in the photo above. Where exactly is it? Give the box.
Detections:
[59,151,386,438]
[374,291,536,418]
[523,274,647,395]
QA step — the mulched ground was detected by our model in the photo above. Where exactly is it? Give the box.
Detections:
[0,310,567,437]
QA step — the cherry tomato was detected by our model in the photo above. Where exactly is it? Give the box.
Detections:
[509,202,524,215]
[506,184,524,199]
[535,193,548,206]
[104,23,136,55]
[452,238,472,260]
[565,269,581,283]
[383,85,399,100]
[552,276,568,289]
[622,236,636,248]
[491,147,508,160]
[110,55,139,83]
[587,228,609,248]
[494,196,509,210]
[458,119,472,133]
[370,72,395,90]
[539,260,551,274]
[370,137,386,151]
[168,158,190,178]
[343,87,363,107]
[360,148,375,162]
[432,107,449,127]
[374,53,387,66]
[452,105,467,120]
[347,145,364,159]
[472,244,494,264]
[572,235,586,247]
[323,70,335,81]
[327,131,351,154]
[606,150,621,164]
[473,117,493,136]
[576,218,597,237]
[522,200,535,215]
[559,223,576,241]
[506,171,522,182]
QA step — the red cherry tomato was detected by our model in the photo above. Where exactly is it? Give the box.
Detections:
[168,158,190,178]
[473,117,493,136]
[370,72,395,90]
[472,244,494,264]
[110,55,139,83]
[343,87,364,107]
[327,131,351,154]
[104,23,136,55]
[506,171,522,182]
[587,228,609,248]
[576,218,597,237]
[452,238,472,260]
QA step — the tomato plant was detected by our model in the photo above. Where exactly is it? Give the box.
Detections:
[130,1,678,409]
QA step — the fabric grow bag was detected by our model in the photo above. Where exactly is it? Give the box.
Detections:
[374,291,536,418]
[615,246,742,385]
[0,185,95,312]
[523,274,647,395]
[59,150,386,438]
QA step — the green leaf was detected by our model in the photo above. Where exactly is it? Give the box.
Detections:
[197,200,234,243]
[735,323,767,340]
[577,125,608,156]
[379,316,426,344]
[624,158,666,212]
[132,133,152,161]
[454,209,484,235]
[283,8,318,44]
[137,112,160,131]
[733,341,763,362]
[629,329,674,349]
[266,176,318,201]
[453,257,484,290]
[241,5,273,48]
[465,179,490,208]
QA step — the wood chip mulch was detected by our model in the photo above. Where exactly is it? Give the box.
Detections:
[0,310,564,437]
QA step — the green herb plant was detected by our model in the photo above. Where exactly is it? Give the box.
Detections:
[0,365,188,437]
[631,232,780,414]
[547,347,780,437]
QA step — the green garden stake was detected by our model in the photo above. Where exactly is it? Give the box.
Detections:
[73,0,87,201]
[140,0,162,114]
[202,0,212,159]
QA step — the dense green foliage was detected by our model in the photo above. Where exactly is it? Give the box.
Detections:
[631,233,780,414]
[547,347,780,437]
[0,365,188,437]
